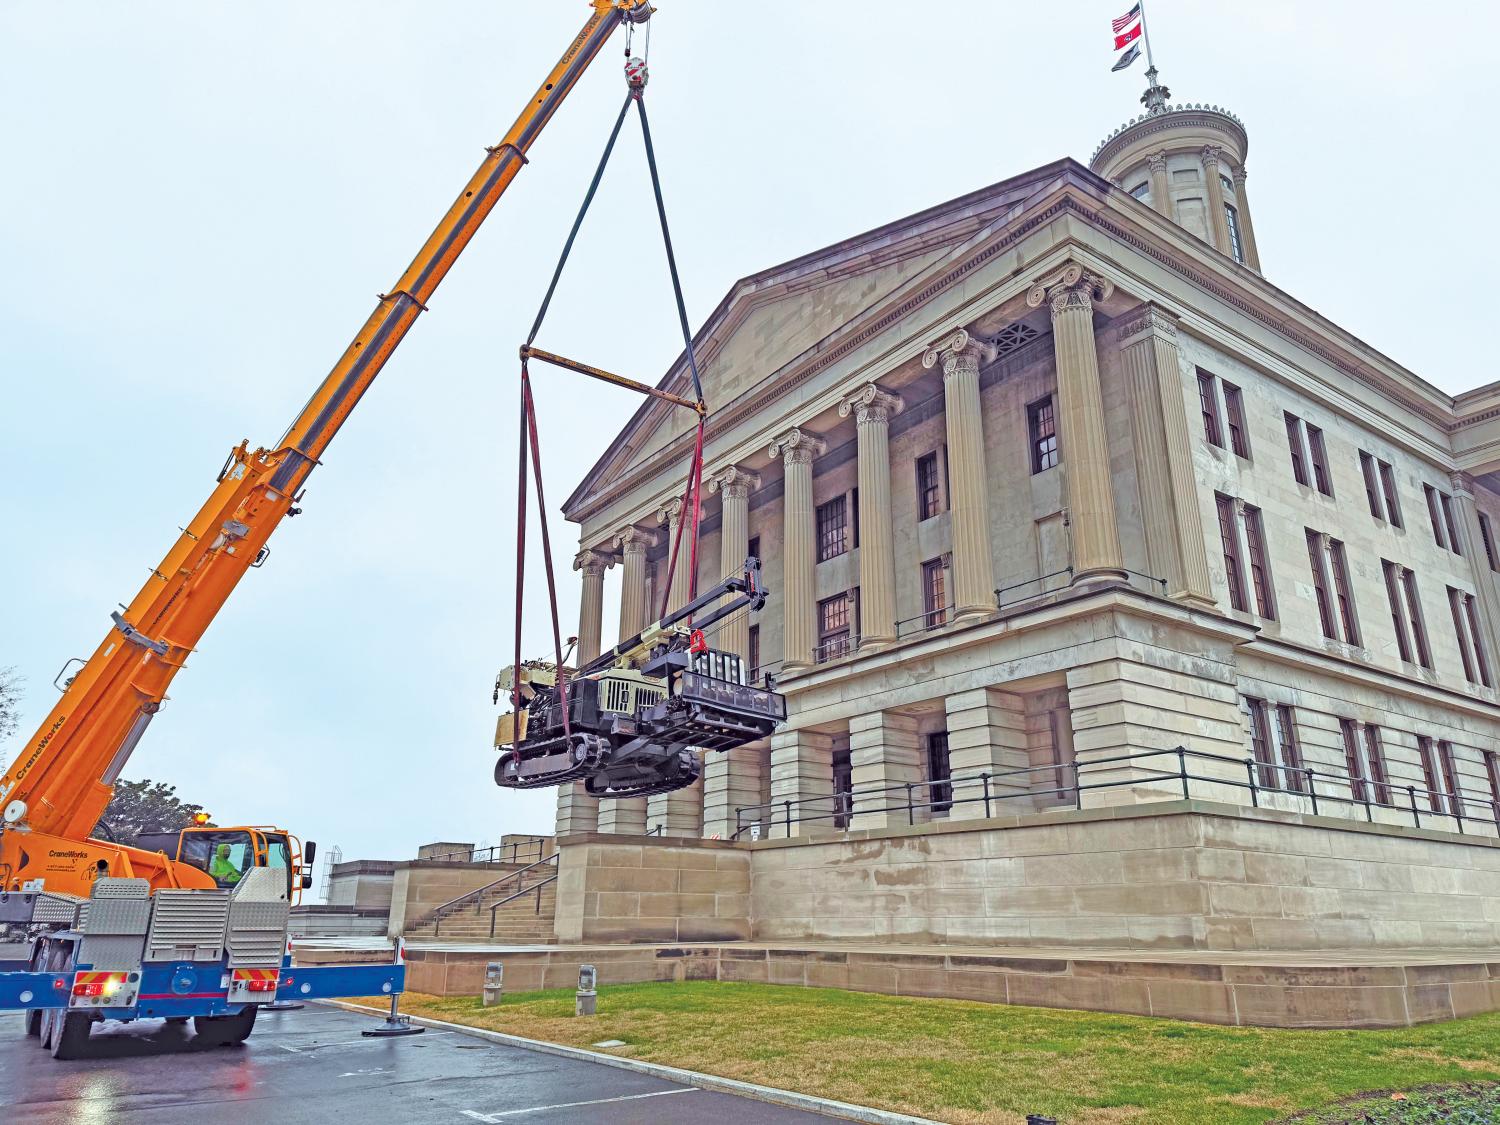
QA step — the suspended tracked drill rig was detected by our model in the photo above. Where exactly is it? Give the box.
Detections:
[493,559,787,800]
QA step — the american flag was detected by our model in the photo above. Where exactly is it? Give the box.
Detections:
[1112,5,1142,34]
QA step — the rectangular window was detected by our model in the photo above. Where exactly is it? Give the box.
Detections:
[1224,382,1250,458]
[1243,504,1276,619]
[1485,751,1500,819]
[816,593,852,662]
[1246,697,1277,789]
[1328,539,1361,646]
[1307,531,1337,640]
[1448,586,1492,687]
[747,625,760,683]
[1130,182,1151,201]
[926,732,953,816]
[1029,395,1059,473]
[1285,413,1309,486]
[832,745,853,830]
[1481,512,1499,572]
[1382,560,1413,664]
[1379,462,1403,528]
[922,558,948,629]
[1401,568,1433,669]
[1438,740,1463,818]
[1341,719,1369,805]
[916,452,943,520]
[1199,372,1223,448]
[1418,736,1444,813]
[1424,484,1448,550]
[816,496,848,562]
[1360,452,1382,519]
[1225,204,1245,264]
[1275,704,1305,793]
[1216,493,1247,612]
[1441,492,1463,556]
[1363,725,1392,805]
[1307,425,1333,497]
[747,535,761,567]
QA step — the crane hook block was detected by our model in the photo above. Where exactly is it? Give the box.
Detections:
[625,56,648,90]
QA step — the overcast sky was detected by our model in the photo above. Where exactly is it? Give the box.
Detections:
[2,2,1495,887]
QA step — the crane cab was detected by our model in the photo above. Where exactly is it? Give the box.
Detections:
[134,826,315,901]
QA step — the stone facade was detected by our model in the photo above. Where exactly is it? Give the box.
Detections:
[539,79,1500,946]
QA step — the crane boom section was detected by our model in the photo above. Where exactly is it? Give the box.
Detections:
[0,0,649,861]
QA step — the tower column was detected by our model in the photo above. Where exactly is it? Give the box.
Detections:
[1231,165,1261,272]
[555,549,613,836]
[1202,146,1234,257]
[923,330,997,620]
[1146,151,1172,219]
[769,428,828,672]
[703,466,764,839]
[1118,305,1214,605]
[648,495,703,837]
[838,384,903,649]
[597,525,655,835]
[1028,265,1125,586]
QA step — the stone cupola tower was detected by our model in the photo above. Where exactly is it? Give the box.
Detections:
[1089,68,1261,273]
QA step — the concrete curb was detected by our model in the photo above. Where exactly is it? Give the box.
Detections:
[322,999,947,1125]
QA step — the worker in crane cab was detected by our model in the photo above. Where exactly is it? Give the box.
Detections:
[208,842,244,885]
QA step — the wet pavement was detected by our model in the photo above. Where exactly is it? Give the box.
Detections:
[0,1004,846,1123]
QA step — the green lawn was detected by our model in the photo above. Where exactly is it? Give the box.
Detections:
[365,981,1500,1125]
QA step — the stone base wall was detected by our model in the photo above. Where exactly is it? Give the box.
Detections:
[553,837,750,944]
[557,802,1500,953]
[386,860,537,939]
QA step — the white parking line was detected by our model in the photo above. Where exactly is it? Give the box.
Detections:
[460,1087,698,1121]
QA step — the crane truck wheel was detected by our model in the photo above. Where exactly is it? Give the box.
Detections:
[25,1008,41,1037]
[48,1012,94,1060]
[194,1006,257,1047]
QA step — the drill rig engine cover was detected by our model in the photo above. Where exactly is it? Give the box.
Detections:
[494,559,787,800]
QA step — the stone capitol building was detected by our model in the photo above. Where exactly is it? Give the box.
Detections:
[497,66,1500,1021]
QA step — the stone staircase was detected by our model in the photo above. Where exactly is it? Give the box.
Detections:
[404,858,558,944]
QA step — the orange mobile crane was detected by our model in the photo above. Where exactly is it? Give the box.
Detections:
[0,0,654,1059]
[0,0,653,899]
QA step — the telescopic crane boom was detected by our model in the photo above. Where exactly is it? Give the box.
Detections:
[0,0,654,896]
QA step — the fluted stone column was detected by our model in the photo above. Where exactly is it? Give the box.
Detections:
[1202,146,1234,257]
[922,330,997,620]
[1027,265,1125,586]
[1231,166,1261,272]
[555,549,613,837]
[648,496,704,838]
[768,728,833,837]
[769,428,828,671]
[837,384,903,648]
[597,525,654,836]
[944,688,1031,820]
[1450,473,1500,671]
[1146,151,1172,219]
[702,467,764,839]
[1118,305,1214,606]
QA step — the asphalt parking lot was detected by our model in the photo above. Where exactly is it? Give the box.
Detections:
[0,1004,848,1124]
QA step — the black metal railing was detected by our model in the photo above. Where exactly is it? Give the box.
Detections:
[732,746,1500,841]
[422,838,550,866]
[487,873,560,939]
[423,852,560,935]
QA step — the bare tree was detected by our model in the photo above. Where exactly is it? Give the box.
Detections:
[0,666,21,748]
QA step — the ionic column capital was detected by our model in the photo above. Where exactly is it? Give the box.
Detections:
[614,525,657,555]
[1146,150,1169,174]
[707,465,762,500]
[1025,263,1115,321]
[768,427,828,466]
[1450,470,1478,498]
[657,497,684,527]
[921,327,994,381]
[837,382,905,426]
[573,548,615,578]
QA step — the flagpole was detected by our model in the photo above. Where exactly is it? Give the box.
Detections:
[1137,0,1157,72]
